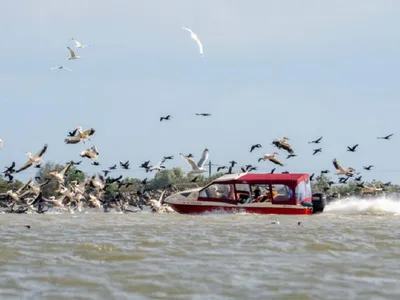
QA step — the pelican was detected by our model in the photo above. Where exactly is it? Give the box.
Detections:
[148,160,166,172]
[71,38,90,48]
[6,190,20,202]
[89,175,105,190]
[88,194,103,210]
[261,152,284,166]
[80,146,99,160]
[15,144,48,173]
[67,47,80,60]
[332,159,355,176]
[180,148,209,174]
[0,138,2,149]
[182,27,204,57]
[43,195,68,209]
[49,162,73,185]
[274,137,294,154]
[65,126,95,144]
[50,65,72,72]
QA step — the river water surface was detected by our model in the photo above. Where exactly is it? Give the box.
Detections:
[0,197,399,300]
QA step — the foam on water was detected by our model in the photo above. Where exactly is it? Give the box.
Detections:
[324,196,400,216]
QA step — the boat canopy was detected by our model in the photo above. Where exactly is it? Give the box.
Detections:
[213,173,310,187]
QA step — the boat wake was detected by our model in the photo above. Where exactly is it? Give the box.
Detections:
[324,196,400,216]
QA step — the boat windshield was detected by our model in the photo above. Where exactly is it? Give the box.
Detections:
[199,183,235,200]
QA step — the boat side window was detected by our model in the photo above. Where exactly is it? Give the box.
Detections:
[295,181,306,201]
[271,184,292,201]
[199,184,235,200]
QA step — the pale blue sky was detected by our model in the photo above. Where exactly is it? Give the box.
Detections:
[1,0,400,183]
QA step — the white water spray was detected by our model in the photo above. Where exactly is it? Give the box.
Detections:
[324,196,400,216]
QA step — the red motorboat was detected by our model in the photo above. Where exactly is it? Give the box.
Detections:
[164,173,326,215]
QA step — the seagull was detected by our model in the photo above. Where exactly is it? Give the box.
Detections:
[182,27,204,57]
[50,65,72,72]
[309,136,323,144]
[71,38,90,48]
[15,144,48,173]
[180,148,209,175]
[377,134,393,140]
[67,47,80,60]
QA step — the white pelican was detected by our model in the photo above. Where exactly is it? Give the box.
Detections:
[6,190,20,202]
[80,146,99,160]
[89,175,105,190]
[180,148,209,174]
[332,159,355,176]
[88,194,103,210]
[67,47,80,60]
[49,162,73,185]
[15,144,48,173]
[44,195,68,209]
[71,38,90,48]
[65,126,95,144]
[273,137,294,154]
[260,152,284,166]
[50,65,72,72]
[182,27,204,57]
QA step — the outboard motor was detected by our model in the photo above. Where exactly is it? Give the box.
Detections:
[311,193,327,214]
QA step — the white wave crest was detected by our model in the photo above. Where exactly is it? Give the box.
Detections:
[324,196,400,216]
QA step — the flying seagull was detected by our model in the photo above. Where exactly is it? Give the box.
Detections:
[50,65,72,72]
[67,47,80,60]
[180,148,209,175]
[70,38,90,48]
[182,27,204,57]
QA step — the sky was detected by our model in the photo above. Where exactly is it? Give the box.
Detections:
[1,0,400,184]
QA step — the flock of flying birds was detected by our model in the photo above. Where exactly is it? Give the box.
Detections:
[0,26,396,214]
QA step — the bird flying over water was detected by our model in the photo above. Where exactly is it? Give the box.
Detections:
[71,38,90,48]
[377,134,393,140]
[332,159,355,176]
[250,144,262,152]
[180,148,209,175]
[309,136,323,144]
[182,27,204,57]
[160,115,172,122]
[50,65,72,72]
[15,144,48,173]
[347,144,359,152]
[67,47,80,60]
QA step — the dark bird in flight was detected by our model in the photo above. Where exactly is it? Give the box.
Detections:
[141,178,148,185]
[191,176,199,182]
[309,136,323,144]
[313,148,322,155]
[4,162,16,174]
[186,154,194,158]
[250,144,262,152]
[102,170,110,177]
[120,161,130,169]
[217,166,227,172]
[68,128,78,137]
[247,166,257,172]
[270,168,276,174]
[363,165,374,171]
[92,161,100,166]
[377,134,393,140]
[109,164,117,170]
[287,154,297,159]
[160,115,172,121]
[140,161,150,169]
[355,175,362,181]
[229,161,237,168]
[195,113,211,116]
[347,144,359,152]
[309,173,315,181]
[320,170,330,174]
[163,156,174,160]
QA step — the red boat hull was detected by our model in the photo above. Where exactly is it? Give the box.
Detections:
[168,202,313,215]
